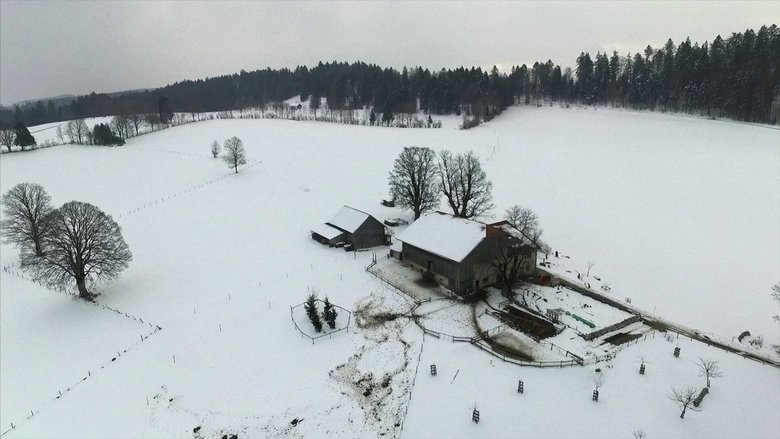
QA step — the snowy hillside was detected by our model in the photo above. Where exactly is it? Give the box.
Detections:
[1,106,778,438]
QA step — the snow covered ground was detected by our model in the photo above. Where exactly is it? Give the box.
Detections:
[1,106,778,437]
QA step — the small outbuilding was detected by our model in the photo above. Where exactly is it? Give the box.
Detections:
[312,205,388,250]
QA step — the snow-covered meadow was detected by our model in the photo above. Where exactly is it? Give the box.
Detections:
[0,105,778,437]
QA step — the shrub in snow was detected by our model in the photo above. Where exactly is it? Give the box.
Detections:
[304,293,323,332]
[210,140,220,158]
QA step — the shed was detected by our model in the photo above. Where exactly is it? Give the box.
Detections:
[311,223,346,247]
[316,205,388,250]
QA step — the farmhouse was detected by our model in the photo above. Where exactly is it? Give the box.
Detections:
[311,205,388,250]
[395,212,537,295]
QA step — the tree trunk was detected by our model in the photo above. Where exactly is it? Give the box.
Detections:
[680,407,686,419]
[234,164,238,174]
[77,278,90,299]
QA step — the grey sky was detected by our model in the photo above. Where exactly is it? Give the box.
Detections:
[1,0,778,106]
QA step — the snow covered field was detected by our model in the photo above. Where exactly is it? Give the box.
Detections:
[1,106,778,437]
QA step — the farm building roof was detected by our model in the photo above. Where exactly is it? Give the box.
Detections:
[396,212,487,262]
[328,205,373,234]
[312,223,344,240]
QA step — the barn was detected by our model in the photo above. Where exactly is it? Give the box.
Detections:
[311,206,388,250]
[395,211,538,295]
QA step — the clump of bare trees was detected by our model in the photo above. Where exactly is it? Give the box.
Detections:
[221,137,247,173]
[1,184,132,300]
[210,140,221,158]
[387,148,495,220]
[0,127,15,152]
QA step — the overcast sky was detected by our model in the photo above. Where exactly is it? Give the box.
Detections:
[1,0,778,106]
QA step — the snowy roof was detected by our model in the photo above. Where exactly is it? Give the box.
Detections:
[396,212,487,262]
[327,205,372,234]
[312,223,344,240]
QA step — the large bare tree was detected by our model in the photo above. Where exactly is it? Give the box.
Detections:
[668,386,703,419]
[222,136,247,173]
[1,183,54,256]
[438,150,494,219]
[25,201,132,299]
[388,146,439,219]
[0,128,15,152]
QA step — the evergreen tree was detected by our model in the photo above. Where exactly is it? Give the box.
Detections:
[13,123,36,150]
[322,296,338,329]
[304,293,323,332]
[310,92,321,118]
[92,123,122,145]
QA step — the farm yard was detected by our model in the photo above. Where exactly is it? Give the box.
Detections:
[1,105,779,438]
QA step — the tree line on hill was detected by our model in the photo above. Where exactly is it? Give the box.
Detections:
[2,25,777,128]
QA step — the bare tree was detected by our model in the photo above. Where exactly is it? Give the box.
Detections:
[592,371,606,391]
[388,146,439,219]
[696,357,723,387]
[668,386,703,419]
[24,201,132,299]
[487,229,536,298]
[438,150,494,219]
[487,206,543,298]
[143,113,160,132]
[55,125,65,144]
[128,114,143,136]
[66,119,89,144]
[0,128,16,152]
[210,140,221,158]
[222,136,247,173]
[1,183,54,256]
[772,283,780,323]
